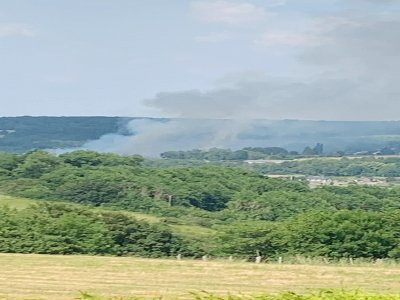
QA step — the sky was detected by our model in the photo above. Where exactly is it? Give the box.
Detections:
[1,0,400,120]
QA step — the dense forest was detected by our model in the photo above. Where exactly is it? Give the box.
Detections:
[3,117,400,155]
[1,150,400,260]
[151,154,400,178]
[160,144,326,160]
[160,146,297,160]
[251,156,400,177]
[0,116,128,152]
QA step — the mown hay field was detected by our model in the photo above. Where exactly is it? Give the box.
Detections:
[1,254,400,299]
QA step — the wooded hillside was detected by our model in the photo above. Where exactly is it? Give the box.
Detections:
[1,150,400,260]
[0,116,127,152]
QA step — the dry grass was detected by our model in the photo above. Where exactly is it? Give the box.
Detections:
[0,195,39,210]
[0,254,400,300]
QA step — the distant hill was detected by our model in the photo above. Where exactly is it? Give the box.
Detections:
[232,119,400,153]
[2,117,400,154]
[0,116,129,152]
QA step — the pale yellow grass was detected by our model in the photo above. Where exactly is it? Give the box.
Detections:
[0,254,400,300]
[0,195,38,210]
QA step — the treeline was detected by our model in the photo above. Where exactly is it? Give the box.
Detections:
[216,209,400,259]
[161,147,289,161]
[0,116,126,152]
[254,156,400,177]
[160,144,324,161]
[2,202,400,260]
[0,203,188,256]
[1,150,400,259]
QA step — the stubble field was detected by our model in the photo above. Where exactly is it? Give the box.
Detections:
[1,253,400,299]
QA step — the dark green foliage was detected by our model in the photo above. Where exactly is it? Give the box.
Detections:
[14,151,61,178]
[99,211,182,257]
[159,146,329,161]
[244,147,289,156]
[0,152,21,171]
[0,116,128,152]
[0,203,185,256]
[253,156,400,177]
[60,150,143,167]
[161,148,249,161]
[2,150,400,259]
[0,204,113,254]
[228,190,332,221]
[52,170,126,205]
[283,210,400,259]
[160,147,291,161]
[216,221,283,258]
[214,209,400,259]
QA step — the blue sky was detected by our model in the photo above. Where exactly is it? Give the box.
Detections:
[1,0,400,120]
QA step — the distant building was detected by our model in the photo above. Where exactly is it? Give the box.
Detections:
[355,177,387,186]
[307,176,332,186]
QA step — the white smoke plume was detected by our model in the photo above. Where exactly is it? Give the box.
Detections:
[81,2,400,157]
[83,118,261,157]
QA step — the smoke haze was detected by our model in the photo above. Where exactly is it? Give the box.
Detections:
[76,0,400,156]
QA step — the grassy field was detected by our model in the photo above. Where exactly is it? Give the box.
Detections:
[0,194,162,224]
[0,194,38,210]
[0,254,400,300]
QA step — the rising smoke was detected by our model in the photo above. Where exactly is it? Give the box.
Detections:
[83,118,267,157]
[82,2,400,157]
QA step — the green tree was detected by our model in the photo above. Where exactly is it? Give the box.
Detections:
[13,151,60,178]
